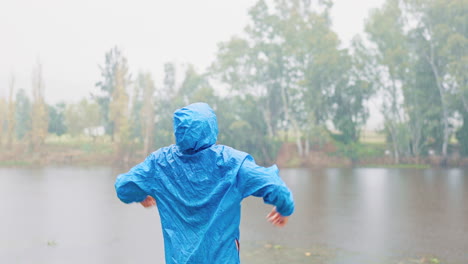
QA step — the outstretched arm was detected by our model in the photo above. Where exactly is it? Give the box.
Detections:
[115,154,157,205]
[237,155,294,226]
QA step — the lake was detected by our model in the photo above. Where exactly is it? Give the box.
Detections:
[0,167,466,263]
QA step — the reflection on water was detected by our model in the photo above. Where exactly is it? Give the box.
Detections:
[0,167,467,263]
[357,169,388,254]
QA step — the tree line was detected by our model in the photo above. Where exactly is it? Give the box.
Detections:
[0,0,466,165]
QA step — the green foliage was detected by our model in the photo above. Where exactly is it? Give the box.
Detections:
[30,60,48,151]
[363,0,467,161]
[217,96,281,165]
[3,76,16,148]
[333,141,385,162]
[456,113,468,156]
[130,76,144,141]
[140,73,156,154]
[0,98,6,140]
[153,64,217,150]
[108,50,131,144]
[14,89,31,140]
[329,37,378,144]
[152,110,174,149]
[64,99,100,136]
[48,103,67,136]
[94,46,131,137]
[212,0,369,155]
[152,63,178,149]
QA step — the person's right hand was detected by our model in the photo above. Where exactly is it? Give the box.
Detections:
[266,207,289,227]
[140,195,156,208]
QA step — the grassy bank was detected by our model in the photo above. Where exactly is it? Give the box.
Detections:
[1,135,467,168]
[276,142,468,169]
[240,241,448,264]
[358,163,431,169]
[0,135,126,167]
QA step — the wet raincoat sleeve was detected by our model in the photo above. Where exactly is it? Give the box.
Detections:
[115,154,156,204]
[237,155,295,216]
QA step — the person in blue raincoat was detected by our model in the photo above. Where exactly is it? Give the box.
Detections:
[115,102,295,264]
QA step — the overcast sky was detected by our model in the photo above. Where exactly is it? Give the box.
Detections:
[0,0,385,128]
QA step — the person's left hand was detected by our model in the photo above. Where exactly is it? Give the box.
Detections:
[140,196,156,208]
[266,207,289,227]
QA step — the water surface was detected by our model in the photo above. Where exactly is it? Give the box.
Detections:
[0,167,466,263]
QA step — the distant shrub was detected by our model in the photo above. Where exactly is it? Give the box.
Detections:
[332,141,385,162]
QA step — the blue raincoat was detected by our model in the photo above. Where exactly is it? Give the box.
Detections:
[115,102,294,264]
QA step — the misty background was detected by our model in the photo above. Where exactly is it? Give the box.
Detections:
[0,0,466,167]
[0,0,385,128]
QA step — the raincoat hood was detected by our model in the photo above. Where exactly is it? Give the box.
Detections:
[173,102,218,153]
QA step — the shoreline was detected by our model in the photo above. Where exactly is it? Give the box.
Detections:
[1,155,465,170]
[1,142,467,169]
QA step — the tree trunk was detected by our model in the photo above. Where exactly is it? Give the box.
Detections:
[142,104,153,156]
[386,79,402,164]
[410,120,422,157]
[389,123,400,164]
[143,127,151,156]
[262,108,274,138]
[461,94,468,113]
[278,74,304,156]
[261,144,272,165]
[296,133,303,157]
[290,117,304,157]
[426,48,449,159]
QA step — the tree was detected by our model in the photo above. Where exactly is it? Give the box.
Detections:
[64,102,83,136]
[179,65,216,106]
[403,0,467,160]
[213,0,366,157]
[132,72,156,155]
[48,102,67,136]
[363,0,466,162]
[141,73,156,155]
[82,99,101,135]
[365,0,412,163]
[212,1,282,139]
[15,89,31,140]
[329,37,377,144]
[456,113,468,156]
[30,60,48,151]
[217,95,280,165]
[152,63,219,150]
[108,52,132,160]
[5,75,16,148]
[153,63,178,149]
[109,63,130,142]
[404,47,441,157]
[0,97,6,146]
[95,47,131,140]
[130,74,144,142]
[163,62,176,96]
[64,99,99,136]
